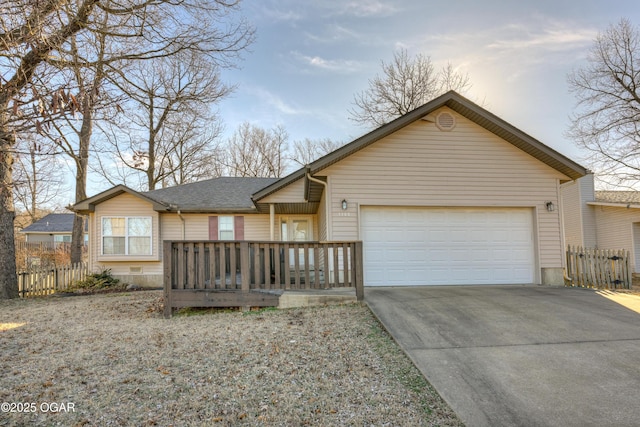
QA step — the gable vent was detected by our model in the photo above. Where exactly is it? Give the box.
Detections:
[436,112,456,131]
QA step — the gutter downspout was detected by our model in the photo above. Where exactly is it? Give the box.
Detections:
[306,170,330,240]
[177,210,185,240]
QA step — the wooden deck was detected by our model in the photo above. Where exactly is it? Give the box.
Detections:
[163,240,364,317]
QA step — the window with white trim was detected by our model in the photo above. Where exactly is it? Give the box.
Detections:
[218,216,234,240]
[102,217,152,255]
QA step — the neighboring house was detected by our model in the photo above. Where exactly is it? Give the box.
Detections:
[73,91,587,287]
[562,173,640,273]
[19,213,87,245]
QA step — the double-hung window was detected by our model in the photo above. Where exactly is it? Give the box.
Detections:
[102,217,152,255]
[218,216,234,240]
[208,216,244,240]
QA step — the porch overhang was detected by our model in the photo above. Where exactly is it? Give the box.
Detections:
[253,202,321,215]
[252,171,325,214]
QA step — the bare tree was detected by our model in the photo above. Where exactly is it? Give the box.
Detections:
[29,1,252,262]
[0,0,101,298]
[568,18,640,187]
[349,48,471,128]
[224,122,289,177]
[161,126,225,187]
[290,138,344,167]
[13,138,68,223]
[0,0,254,298]
[99,51,230,191]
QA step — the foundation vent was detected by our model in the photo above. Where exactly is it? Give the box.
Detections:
[436,111,456,131]
[129,266,142,274]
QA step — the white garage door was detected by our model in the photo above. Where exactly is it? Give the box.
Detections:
[361,207,535,286]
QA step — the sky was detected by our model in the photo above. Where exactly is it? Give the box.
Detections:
[216,0,640,166]
[69,0,640,204]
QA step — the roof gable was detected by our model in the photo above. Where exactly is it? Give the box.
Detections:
[253,91,587,201]
[72,185,169,214]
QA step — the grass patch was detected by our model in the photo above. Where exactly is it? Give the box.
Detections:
[0,291,462,426]
[365,313,445,419]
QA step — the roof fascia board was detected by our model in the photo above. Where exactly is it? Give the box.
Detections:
[19,231,74,234]
[587,201,640,209]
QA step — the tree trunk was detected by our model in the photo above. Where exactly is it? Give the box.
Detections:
[71,97,91,264]
[0,111,18,298]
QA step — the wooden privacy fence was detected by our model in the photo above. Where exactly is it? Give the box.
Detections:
[164,240,364,317]
[18,262,89,297]
[565,246,631,289]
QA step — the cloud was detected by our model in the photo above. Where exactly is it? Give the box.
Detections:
[304,23,364,44]
[249,86,306,116]
[311,0,399,18]
[486,24,597,53]
[412,19,597,74]
[340,0,399,17]
[292,51,365,73]
[260,8,303,22]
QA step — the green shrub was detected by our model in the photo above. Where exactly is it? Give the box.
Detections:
[71,269,121,290]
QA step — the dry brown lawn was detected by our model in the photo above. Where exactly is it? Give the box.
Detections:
[0,290,462,426]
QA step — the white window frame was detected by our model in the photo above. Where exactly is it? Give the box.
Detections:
[218,216,235,240]
[53,235,71,243]
[101,216,152,256]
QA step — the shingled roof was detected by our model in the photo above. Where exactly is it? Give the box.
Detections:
[595,191,640,205]
[142,177,279,212]
[73,177,280,214]
[20,213,86,234]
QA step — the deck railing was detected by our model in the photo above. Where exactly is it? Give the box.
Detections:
[163,240,363,317]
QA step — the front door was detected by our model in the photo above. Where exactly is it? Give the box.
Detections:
[281,217,313,268]
[281,218,311,241]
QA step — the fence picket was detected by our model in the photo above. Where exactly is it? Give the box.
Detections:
[18,263,89,297]
[565,246,630,289]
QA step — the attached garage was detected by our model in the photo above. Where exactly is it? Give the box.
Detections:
[360,207,536,286]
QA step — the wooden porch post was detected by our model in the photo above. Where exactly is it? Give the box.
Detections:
[354,241,364,301]
[163,241,173,318]
[269,204,275,241]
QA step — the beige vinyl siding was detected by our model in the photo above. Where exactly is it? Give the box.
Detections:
[259,178,306,203]
[561,174,597,248]
[594,205,640,272]
[319,107,569,269]
[561,179,583,247]
[579,176,597,247]
[161,213,272,241]
[24,234,56,243]
[317,191,328,241]
[92,193,161,276]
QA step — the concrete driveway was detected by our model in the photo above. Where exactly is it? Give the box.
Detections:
[366,285,640,427]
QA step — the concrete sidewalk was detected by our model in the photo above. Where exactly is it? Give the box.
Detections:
[366,285,640,427]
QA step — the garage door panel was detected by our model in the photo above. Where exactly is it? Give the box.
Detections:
[361,207,535,286]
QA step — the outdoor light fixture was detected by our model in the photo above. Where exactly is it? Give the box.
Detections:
[341,199,348,210]
[545,201,555,212]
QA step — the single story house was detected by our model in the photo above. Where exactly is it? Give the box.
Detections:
[19,213,88,245]
[561,173,640,273]
[73,91,587,287]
